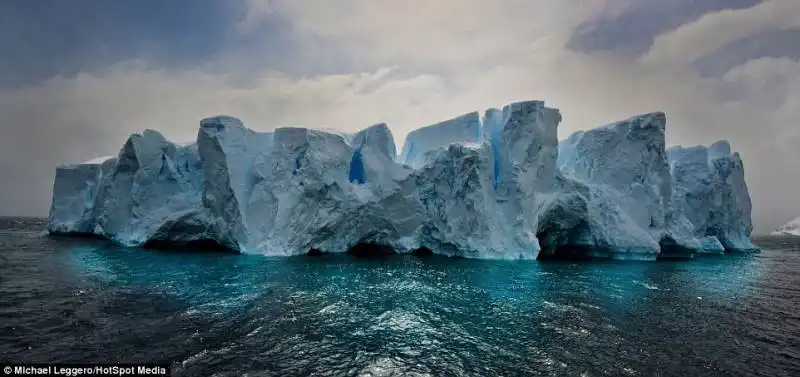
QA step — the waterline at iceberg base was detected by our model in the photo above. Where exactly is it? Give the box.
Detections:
[47,100,758,260]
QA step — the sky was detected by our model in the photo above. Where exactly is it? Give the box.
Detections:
[0,0,798,233]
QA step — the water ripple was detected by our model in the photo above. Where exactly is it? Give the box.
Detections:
[0,219,798,376]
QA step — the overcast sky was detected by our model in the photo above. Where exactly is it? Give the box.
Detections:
[0,0,798,233]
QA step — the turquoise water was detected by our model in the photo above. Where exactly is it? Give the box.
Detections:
[1,218,798,376]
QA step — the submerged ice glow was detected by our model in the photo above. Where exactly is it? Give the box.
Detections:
[47,100,758,260]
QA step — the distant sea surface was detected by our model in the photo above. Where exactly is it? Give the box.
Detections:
[0,217,798,377]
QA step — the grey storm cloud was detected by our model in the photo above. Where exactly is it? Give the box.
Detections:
[0,0,798,233]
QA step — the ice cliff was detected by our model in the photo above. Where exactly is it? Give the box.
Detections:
[47,100,759,260]
[668,141,758,251]
[772,216,800,236]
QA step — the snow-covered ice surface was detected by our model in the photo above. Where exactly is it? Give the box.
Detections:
[772,216,800,237]
[399,111,481,169]
[47,100,759,260]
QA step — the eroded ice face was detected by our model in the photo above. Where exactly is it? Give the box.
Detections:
[48,100,757,260]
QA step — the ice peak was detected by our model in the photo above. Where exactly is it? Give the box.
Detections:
[502,100,546,109]
[708,140,732,159]
[199,115,247,135]
[597,112,666,135]
[81,156,115,165]
[400,111,482,169]
[353,122,397,160]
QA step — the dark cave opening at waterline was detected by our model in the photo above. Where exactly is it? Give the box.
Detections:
[142,238,233,253]
[306,244,436,258]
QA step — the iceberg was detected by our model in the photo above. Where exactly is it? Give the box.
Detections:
[668,141,758,251]
[47,100,759,260]
[772,216,800,236]
[48,157,113,235]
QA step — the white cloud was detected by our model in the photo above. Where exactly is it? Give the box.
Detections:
[247,0,630,68]
[642,0,800,68]
[723,56,800,100]
[238,0,279,34]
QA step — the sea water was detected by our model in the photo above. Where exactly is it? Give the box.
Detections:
[0,217,798,376]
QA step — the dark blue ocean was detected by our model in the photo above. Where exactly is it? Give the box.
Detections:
[0,217,798,376]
